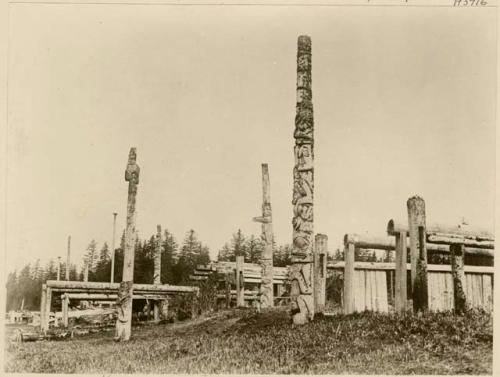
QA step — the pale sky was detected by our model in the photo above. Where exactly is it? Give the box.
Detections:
[5,4,496,272]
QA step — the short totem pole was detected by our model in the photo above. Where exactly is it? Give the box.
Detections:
[253,163,274,309]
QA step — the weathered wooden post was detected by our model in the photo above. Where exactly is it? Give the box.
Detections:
[66,235,71,281]
[111,212,117,283]
[235,255,245,307]
[153,224,162,322]
[225,272,232,308]
[57,256,61,281]
[40,284,47,332]
[253,163,274,309]
[290,35,315,325]
[83,260,89,282]
[62,293,69,327]
[42,287,52,332]
[450,243,467,313]
[343,240,355,314]
[394,231,407,313]
[115,147,140,342]
[314,234,327,313]
[407,195,428,312]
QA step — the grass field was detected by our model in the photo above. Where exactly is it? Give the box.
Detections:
[4,308,493,374]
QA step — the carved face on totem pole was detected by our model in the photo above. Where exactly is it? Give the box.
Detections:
[294,102,313,142]
[125,148,140,189]
[296,144,313,171]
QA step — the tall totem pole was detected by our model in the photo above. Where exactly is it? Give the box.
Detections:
[115,147,140,342]
[290,35,315,325]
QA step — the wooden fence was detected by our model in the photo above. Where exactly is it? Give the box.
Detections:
[329,259,494,313]
[40,280,198,332]
[338,227,494,314]
[191,257,290,307]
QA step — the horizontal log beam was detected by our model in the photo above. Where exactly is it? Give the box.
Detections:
[45,281,198,293]
[343,233,493,257]
[196,263,288,274]
[426,235,493,248]
[327,261,494,274]
[188,275,286,284]
[66,293,170,300]
[387,219,494,241]
[344,234,395,250]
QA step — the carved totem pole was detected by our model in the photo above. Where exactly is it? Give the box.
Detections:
[115,147,140,342]
[253,163,274,308]
[290,35,315,325]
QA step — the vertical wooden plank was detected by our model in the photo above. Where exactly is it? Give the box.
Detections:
[382,271,389,313]
[474,275,482,308]
[364,270,372,311]
[450,244,467,313]
[430,273,438,311]
[394,232,407,313]
[40,285,47,332]
[391,270,395,304]
[45,287,52,332]
[477,275,483,308]
[372,271,379,311]
[376,271,388,313]
[225,272,232,308]
[373,271,380,312]
[353,270,362,312]
[440,273,447,311]
[465,273,472,307]
[427,273,435,311]
[482,274,493,312]
[360,270,367,312]
[365,270,372,311]
[314,234,327,313]
[433,273,443,311]
[476,274,484,309]
[469,275,477,308]
[62,294,69,327]
[351,269,357,312]
[343,243,355,314]
[236,255,245,307]
[442,273,448,310]
[445,273,454,311]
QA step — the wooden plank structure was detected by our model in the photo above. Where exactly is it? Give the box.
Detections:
[339,212,494,314]
[190,261,289,307]
[39,280,198,332]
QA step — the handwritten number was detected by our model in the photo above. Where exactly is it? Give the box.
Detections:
[454,0,487,5]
